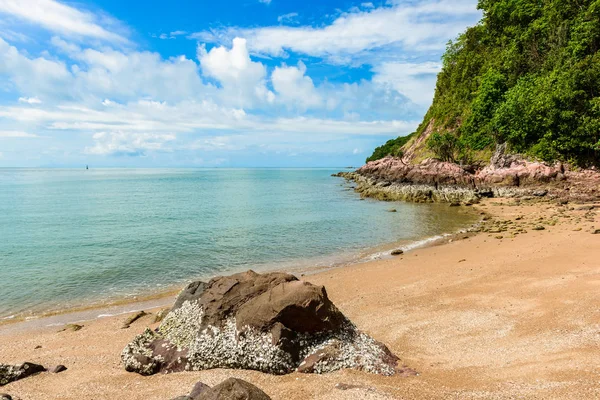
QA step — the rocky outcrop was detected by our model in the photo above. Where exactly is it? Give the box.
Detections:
[337,144,599,203]
[476,143,564,186]
[122,270,399,376]
[171,378,270,400]
[0,363,46,386]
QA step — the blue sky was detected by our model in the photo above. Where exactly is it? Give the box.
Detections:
[0,0,481,167]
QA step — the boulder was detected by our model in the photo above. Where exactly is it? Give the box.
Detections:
[170,378,268,400]
[122,271,399,376]
[0,362,46,386]
[198,378,270,400]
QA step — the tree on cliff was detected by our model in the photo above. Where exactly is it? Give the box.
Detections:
[369,0,600,167]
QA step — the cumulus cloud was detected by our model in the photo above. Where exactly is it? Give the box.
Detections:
[198,37,274,107]
[271,62,322,110]
[0,0,127,43]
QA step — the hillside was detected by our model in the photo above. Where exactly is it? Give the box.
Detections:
[368,0,600,167]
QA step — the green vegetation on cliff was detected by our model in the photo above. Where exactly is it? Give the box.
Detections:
[369,0,600,166]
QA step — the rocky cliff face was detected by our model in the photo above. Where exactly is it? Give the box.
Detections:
[337,145,599,204]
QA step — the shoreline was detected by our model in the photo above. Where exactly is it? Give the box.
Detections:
[1,197,599,399]
[0,206,480,332]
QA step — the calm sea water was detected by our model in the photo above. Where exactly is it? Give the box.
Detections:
[0,168,475,319]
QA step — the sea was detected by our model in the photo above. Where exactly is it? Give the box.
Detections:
[0,168,476,320]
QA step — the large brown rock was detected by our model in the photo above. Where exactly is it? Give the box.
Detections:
[122,271,399,376]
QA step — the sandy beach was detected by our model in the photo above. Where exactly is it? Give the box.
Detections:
[1,198,599,399]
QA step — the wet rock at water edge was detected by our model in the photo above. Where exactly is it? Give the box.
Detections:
[122,270,400,376]
[391,249,404,256]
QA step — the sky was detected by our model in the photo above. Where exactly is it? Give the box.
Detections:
[0,0,481,167]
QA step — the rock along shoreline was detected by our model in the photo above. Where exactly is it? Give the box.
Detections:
[334,146,600,205]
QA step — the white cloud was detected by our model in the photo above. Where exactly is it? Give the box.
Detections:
[373,61,441,106]
[192,0,481,63]
[271,61,322,110]
[361,2,374,8]
[197,37,274,107]
[0,130,39,138]
[0,0,127,43]
[0,101,415,137]
[85,131,176,156]
[18,96,42,104]
[277,12,298,24]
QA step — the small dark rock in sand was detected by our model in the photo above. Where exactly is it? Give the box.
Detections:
[0,362,46,386]
[533,226,546,231]
[592,229,600,234]
[122,311,148,329]
[577,205,595,211]
[58,324,83,332]
[391,249,404,256]
[0,394,12,400]
[449,202,461,207]
[172,378,268,400]
[51,365,67,374]
[335,383,369,391]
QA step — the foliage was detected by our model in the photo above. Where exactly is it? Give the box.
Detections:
[368,0,600,166]
[366,133,413,162]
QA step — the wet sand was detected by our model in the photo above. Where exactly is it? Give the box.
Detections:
[1,199,599,399]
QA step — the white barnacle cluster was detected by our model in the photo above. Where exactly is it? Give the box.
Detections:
[0,364,23,386]
[297,327,397,376]
[158,301,204,349]
[120,328,160,375]
[186,318,294,374]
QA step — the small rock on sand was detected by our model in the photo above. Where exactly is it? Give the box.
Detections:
[121,311,147,329]
[58,324,83,332]
[533,226,546,231]
[391,249,404,256]
[51,365,67,374]
[0,394,12,400]
[0,362,46,386]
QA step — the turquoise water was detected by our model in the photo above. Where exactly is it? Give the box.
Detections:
[0,168,475,319]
